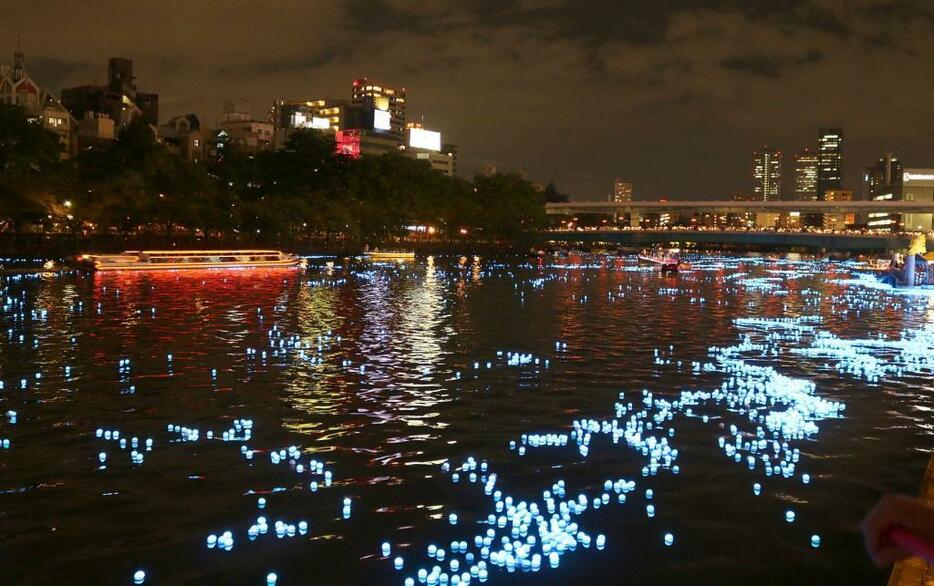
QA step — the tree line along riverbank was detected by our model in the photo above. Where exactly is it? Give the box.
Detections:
[0,103,569,253]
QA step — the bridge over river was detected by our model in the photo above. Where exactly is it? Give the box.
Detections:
[543,200,934,251]
[545,200,934,216]
[541,229,927,252]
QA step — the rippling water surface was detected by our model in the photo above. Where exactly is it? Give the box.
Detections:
[2,255,933,585]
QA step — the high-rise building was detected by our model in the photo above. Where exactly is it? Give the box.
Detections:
[352,77,405,142]
[794,148,818,201]
[817,128,843,199]
[864,153,902,230]
[612,179,633,202]
[752,147,782,201]
[864,153,901,198]
[61,57,159,129]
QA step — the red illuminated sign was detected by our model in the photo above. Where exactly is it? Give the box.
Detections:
[335,130,361,158]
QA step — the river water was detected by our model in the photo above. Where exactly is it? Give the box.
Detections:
[1,254,933,585]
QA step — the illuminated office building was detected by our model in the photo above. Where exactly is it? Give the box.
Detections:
[612,179,633,202]
[271,98,365,148]
[273,98,349,132]
[794,148,818,201]
[817,128,843,198]
[864,153,902,230]
[753,147,782,202]
[900,168,934,232]
[352,77,405,142]
[861,157,934,233]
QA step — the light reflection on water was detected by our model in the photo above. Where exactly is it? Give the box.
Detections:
[0,256,932,585]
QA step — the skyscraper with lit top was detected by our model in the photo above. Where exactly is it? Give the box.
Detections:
[817,128,843,199]
[352,77,406,142]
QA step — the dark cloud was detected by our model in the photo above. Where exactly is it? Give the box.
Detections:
[345,0,428,34]
[3,0,934,199]
[20,57,94,88]
[721,55,785,78]
[721,50,822,78]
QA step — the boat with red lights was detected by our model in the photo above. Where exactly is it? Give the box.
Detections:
[80,250,302,271]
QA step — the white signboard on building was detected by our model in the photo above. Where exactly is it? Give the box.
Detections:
[408,128,441,152]
[373,109,391,131]
[904,170,934,183]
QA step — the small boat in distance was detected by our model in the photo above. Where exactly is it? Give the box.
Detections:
[638,247,684,272]
[363,250,416,261]
[80,250,302,271]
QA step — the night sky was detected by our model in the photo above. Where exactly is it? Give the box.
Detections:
[5,0,934,200]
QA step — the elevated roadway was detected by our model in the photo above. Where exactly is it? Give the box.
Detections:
[545,200,934,215]
[542,229,922,252]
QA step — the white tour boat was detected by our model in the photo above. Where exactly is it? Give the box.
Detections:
[637,247,684,272]
[81,250,302,271]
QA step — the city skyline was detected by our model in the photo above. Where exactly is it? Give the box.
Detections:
[3,47,926,204]
[4,1,934,200]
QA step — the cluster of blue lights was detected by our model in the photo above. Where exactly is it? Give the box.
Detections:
[2,254,933,584]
